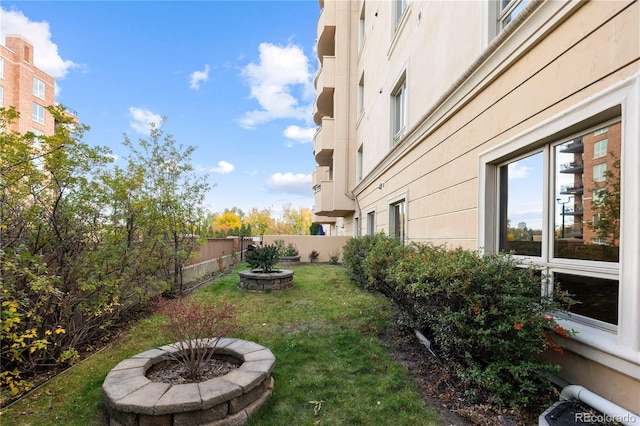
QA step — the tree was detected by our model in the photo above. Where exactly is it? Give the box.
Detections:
[589,154,620,249]
[120,120,211,293]
[211,210,242,236]
[244,207,276,236]
[278,203,312,235]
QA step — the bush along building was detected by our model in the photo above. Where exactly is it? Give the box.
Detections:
[311,0,639,415]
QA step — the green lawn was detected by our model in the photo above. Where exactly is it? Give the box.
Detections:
[1,263,440,426]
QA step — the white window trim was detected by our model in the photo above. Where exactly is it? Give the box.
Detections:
[32,103,45,125]
[388,191,408,244]
[391,74,407,147]
[478,73,640,371]
[366,208,377,235]
[593,138,608,159]
[33,77,46,99]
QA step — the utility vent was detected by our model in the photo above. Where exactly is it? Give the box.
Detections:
[539,401,622,426]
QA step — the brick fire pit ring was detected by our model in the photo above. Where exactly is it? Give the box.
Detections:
[103,338,275,425]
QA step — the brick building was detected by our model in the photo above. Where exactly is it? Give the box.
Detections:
[1,35,56,135]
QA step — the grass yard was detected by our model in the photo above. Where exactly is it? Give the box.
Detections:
[1,263,441,426]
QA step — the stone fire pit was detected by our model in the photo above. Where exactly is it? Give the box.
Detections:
[238,269,294,292]
[102,338,275,426]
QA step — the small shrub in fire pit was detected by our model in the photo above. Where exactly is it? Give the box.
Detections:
[156,297,238,381]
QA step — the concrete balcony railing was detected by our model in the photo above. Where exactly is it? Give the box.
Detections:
[313,118,334,167]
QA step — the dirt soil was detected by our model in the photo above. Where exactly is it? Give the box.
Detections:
[146,357,240,385]
[381,325,557,426]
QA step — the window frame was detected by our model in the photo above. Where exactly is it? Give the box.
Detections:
[388,192,408,244]
[33,77,46,99]
[498,0,529,30]
[593,138,608,159]
[478,75,640,361]
[391,74,407,147]
[366,210,376,235]
[32,102,45,124]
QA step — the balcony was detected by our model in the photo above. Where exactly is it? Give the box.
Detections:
[313,165,331,187]
[314,56,335,91]
[559,162,584,174]
[313,179,355,217]
[560,184,584,195]
[559,137,584,154]
[314,87,334,125]
[317,2,335,60]
[313,118,334,166]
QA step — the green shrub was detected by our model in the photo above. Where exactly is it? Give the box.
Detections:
[343,235,576,408]
[341,234,380,288]
[328,249,341,264]
[245,244,280,273]
[283,243,299,257]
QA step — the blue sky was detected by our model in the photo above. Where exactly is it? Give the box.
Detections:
[1,0,319,217]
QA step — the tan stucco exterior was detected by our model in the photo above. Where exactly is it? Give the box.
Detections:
[312,0,639,413]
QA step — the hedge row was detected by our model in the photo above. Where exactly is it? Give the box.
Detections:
[342,234,574,408]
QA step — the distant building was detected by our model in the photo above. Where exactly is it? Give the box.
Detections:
[1,35,68,135]
[311,0,638,413]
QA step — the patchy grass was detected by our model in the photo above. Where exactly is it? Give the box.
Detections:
[1,263,440,426]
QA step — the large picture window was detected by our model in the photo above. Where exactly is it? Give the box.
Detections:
[496,119,621,328]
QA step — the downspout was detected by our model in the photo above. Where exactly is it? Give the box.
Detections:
[344,0,353,212]
[559,385,639,425]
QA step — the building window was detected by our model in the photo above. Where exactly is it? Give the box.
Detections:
[389,198,406,243]
[499,0,528,29]
[33,77,46,99]
[593,163,607,182]
[491,119,621,329]
[394,0,408,28]
[367,211,375,235]
[356,144,363,182]
[32,103,45,124]
[358,73,365,116]
[359,3,366,51]
[593,139,608,159]
[391,75,407,146]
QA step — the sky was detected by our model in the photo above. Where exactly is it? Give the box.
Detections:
[0,0,320,217]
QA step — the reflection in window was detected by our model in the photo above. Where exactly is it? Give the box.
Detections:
[390,200,406,242]
[555,273,618,325]
[499,152,543,256]
[554,123,620,262]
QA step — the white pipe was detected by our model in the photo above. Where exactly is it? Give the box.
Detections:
[560,385,639,426]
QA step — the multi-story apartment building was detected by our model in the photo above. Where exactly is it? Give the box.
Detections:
[1,35,57,135]
[312,0,639,414]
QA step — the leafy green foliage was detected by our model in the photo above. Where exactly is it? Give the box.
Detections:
[245,244,280,272]
[0,107,209,399]
[342,233,576,408]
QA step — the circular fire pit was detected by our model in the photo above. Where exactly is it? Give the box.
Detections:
[238,269,294,292]
[102,338,275,425]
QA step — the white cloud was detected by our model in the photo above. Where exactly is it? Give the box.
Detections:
[508,161,531,180]
[238,43,314,129]
[129,107,163,135]
[283,125,316,144]
[210,161,235,174]
[266,172,313,196]
[189,64,210,90]
[0,7,79,79]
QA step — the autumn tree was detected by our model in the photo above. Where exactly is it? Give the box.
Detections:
[244,207,277,236]
[278,203,313,235]
[211,209,243,236]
